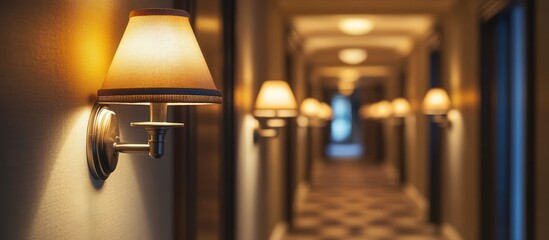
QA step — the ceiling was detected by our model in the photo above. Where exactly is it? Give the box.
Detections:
[290,13,435,89]
[279,0,456,15]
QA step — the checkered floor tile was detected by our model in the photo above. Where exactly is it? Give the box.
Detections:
[284,162,441,240]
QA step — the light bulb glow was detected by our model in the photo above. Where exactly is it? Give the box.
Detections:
[391,98,412,117]
[338,18,374,35]
[300,98,320,118]
[338,49,367,65]
[254,80,298,118]
[422,88,451,115]
[375,101,393,118]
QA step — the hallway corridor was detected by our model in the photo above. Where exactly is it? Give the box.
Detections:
[286,162,440,240]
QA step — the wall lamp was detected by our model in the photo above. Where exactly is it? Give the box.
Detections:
[391,98,412,124]
[360,100,393,120]
[253,80,298,139]
[422,87,451,127]
[298,98,333,127]
[87,9,222,180]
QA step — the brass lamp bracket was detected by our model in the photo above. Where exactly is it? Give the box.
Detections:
[253,118,284,142]
[431,114,452,128]
[86,103,183,180]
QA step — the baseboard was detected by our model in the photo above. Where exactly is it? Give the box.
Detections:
[268,222,288,240]
[403,183,428,212]
[442,223,464,240]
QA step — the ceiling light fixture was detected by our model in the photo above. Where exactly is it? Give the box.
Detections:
[338,48,367,65]
[338,18,374,35]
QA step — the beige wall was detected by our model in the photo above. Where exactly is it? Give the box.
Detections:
[439,1,480,239]
[235,0,262,238]
[536,0,549,238]
[0,0,175,239]
[404,43,430,198]
[235,0,289,239]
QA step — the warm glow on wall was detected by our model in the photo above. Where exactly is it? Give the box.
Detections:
[338,48,367,65]
[254,80,298,118]
[391,98,412,117]
[422,88,451,115]
[300,98,320,118]
[338,18,374,35]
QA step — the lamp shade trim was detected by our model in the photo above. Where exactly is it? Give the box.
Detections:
[98,88,222,97]
[97,88,222,104]
[129,8,190,18]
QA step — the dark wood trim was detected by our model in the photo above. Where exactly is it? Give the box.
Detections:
[427,120,442,225]
[305,126,313,182]
[426,49,443,225]
[524,0,536,238]
[397,123,407,186]
[173,107,198,240]
[284,44,296,231]
[285,123,296,230]
[479,16,497,240]
[220,0,237,238]
[172,2,198,240]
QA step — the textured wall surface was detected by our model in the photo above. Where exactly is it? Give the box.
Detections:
[0,1,174,239]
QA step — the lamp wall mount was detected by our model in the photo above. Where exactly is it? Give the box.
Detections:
[430,114,451,128]
[87,103,184,180]
[253,118,287,141]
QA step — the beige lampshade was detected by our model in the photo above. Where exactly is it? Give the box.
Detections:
[392,98,411,117]
[300,98,320,118]
[254,80,298,118]
[97,9,222,105]
[422,88,451,115]
[317,103,333,120]
[367,101,392,119]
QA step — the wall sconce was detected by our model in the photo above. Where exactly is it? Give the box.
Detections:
[422,87,451,127]
[317,102,334,121]
[253,80,297,138]
[338,18,374,35]
[391,98,411,118]
[391,98,411,124]
[87,9,222,180]
[298,98,333,127]
[360,100,393,119]
[300,98,320,119]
